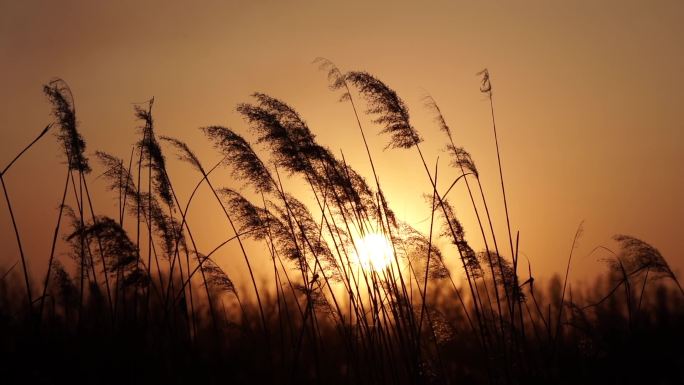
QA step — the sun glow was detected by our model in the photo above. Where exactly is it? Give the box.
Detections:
[355,232,394,271]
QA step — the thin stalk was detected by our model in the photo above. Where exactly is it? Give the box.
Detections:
[0,124,53,318]
[82,178,114,321]
[1,124,52,176]
[417,159,439,341]
[0,175,33,315]
[637,268,650,313]
[145,132,153,324]
[76,170,85,326]
[38,167,70,323]
[555,223,583,345]
[201,172,269,337]
[163,159,223,305]
[415,142,488,347]
[163,173,219,331]
[483,75,516,281]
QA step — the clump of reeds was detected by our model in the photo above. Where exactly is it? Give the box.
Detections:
[0,70,682,385]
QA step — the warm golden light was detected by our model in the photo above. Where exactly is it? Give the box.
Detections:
[355,232,394,272]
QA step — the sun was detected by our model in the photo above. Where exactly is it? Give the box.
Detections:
[355,232,394,272]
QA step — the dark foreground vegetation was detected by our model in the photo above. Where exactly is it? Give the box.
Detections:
[1,61,682,384]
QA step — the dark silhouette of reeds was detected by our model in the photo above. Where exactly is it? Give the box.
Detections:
[0,73,682,385]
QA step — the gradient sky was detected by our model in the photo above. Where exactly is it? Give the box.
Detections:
[1,0,682,289]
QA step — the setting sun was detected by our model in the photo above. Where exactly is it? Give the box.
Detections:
[355,232,394,272]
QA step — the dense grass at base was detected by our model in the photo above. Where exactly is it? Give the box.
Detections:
[1,276,682,384]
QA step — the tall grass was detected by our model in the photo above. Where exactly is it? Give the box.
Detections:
[0,68,682,385]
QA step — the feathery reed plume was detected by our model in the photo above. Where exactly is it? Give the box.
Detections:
[96,152,136,196]
[478,69,492,94]
[345,72,422,149]
[423,96,478,178]
[158,136,203,173]
[135,98,173,207]
[78,215,150,310]
[219,188,308,311]
[313,57,350,102]
[613,235,676,279]
[263,200,306,267]
[396,222,449,281]
[337,160,375,210]
[478,251,524,302]
[219,189,273,240]
[436,200,482,279]
[612,235,683,296]
[95,151,137,229]
[131,191,183,260]
[120,265,150,289]
[43,79,90,173]
[80,216,138,274]
[300,280,337,320]
[200,255,238,297]
[378,189,397,229]
[237,93,319,174]
[282,193,341,280]
[201,126,274,193]
[446,146,477,180]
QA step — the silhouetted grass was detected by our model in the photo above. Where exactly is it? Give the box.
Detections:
[0,67,682,385]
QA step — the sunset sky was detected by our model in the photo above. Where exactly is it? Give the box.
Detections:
[1,0,682,290]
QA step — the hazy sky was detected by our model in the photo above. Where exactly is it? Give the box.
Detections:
[1,0,682,289]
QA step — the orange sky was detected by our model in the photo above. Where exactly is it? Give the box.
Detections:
[1,0,683,290]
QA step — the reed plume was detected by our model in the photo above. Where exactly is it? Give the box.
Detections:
[345,72,422,150]
[436,199,482,279]
[135,98,173,207]
[202,126,274,193]
[43,78,90,173]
